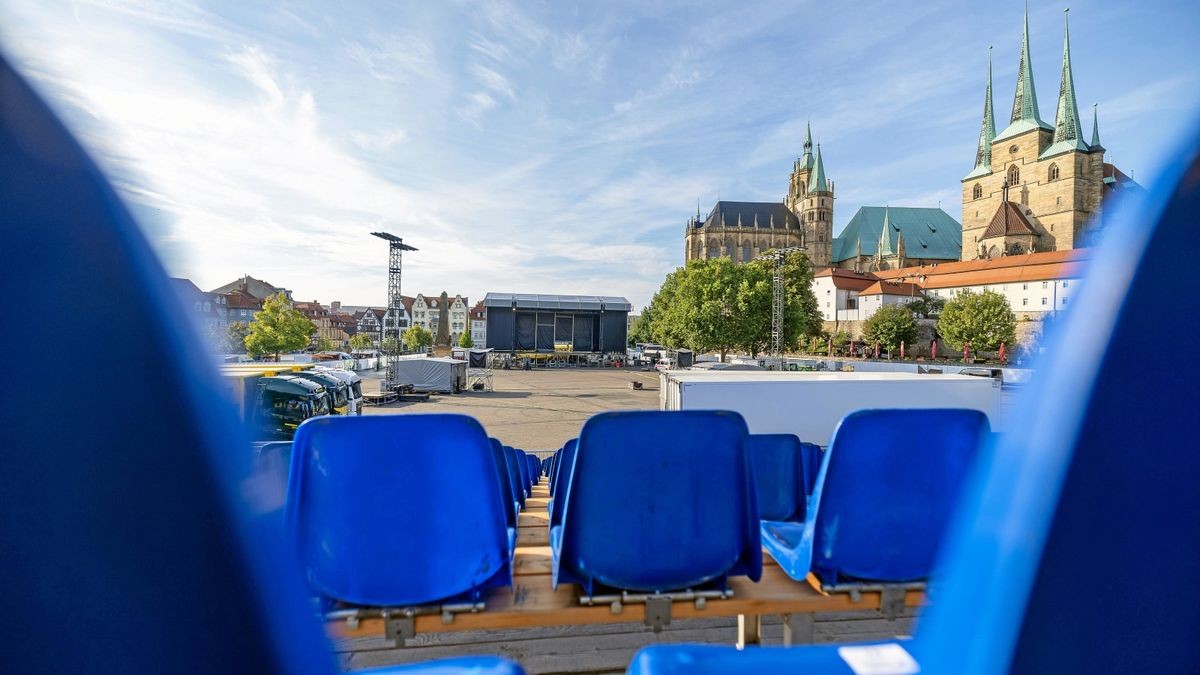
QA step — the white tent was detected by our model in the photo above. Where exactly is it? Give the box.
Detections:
[390,356,467,393]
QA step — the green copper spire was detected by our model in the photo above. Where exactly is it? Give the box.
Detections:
[997,2,1052,140]
[799,121,814,168]
[1090,103,1104,151]
[807,143,828,193]
[878,207,895,256]
[1042,9,1090,157]
[966,47,996,179]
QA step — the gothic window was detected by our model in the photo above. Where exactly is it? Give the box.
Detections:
[972,183,982,200]
[708,245,719,259]
[741,241,751,261]
[1008,165,1020,185]
[1048,163,1060,181]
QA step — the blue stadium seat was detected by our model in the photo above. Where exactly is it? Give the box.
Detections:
[491,438,522,524]
[525,453,540,486]
[288,415,514,607]
[799,441,822,497]
[510,447,532,496]
[747,434,807,522]
[547,438,578,521]
[552,411,761,596]
[503,446,527,509]
[629,119,1200,675]
[762,409,989,584]
[489,439,518,529]
[0,54,522,675]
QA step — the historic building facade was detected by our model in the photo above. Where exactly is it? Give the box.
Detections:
[961,9,1136,261]
[684,124,835,267]
[683,125,962,272]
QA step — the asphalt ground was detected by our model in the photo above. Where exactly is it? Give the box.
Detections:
[362,367,663,451]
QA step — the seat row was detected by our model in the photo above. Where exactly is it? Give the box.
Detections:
[542,409,989,594]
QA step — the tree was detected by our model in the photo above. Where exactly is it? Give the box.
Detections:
[315,336,334,352]
[458,331,474,348]
[908,295,945,319]
[348,333,374,351]
[863,304,919,355]
[741,249,823,354]
[937,290,1016,358]
[402,325,433,352]
[381,337,401,354]
[243,293,315,361]
[226,321,250,353]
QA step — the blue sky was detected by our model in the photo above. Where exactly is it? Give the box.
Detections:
[2,1,1197,310]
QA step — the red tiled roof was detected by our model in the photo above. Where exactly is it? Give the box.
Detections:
[873,250,1088,289]
[814,267,879,291]
[860,281,923,297]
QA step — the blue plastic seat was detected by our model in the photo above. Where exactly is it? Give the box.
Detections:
[288,414,514,607]
[503,446,527,509]
[547,438,578,521]
[747,434,807,522]
[0,54,523,675]
[491,438,521,524]
[629,119,1200,675]
[552,410,761,595]
[510,447,531,496]
[799,441,822,497]
[762,408,989,585]
[525,453,539,486]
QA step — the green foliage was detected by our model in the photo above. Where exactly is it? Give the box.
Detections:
[635,251,823,359]
[806,335,827,353]
[348,333,374,351]
[863,304,919,353]
[226,321,250,353]
[832,330,851,348]
[457,331,474,348]
[243,293,315,360]
[381,337,401,354]
[908,295,945,319]
[316,336,334,352]
[402,325,433,352]
[937,290,1016,355]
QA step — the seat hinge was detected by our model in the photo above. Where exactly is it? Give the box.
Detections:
[880,586,906,621]
[643,595,672,634]
[383,610,415,648]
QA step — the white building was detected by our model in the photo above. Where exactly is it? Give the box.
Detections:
[813,249,1088,323]
[412,292,470,343]
[469,301,486,346]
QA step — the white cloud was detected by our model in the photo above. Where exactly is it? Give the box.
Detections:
[458,91,497,127]
[347,128,409,151]
[345,33,438,83]
[468,62,516,101]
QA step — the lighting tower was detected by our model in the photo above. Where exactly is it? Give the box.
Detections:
[759,246,805,370]
[370,231,417,353]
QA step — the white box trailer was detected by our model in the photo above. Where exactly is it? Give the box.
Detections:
[390,355,467,394]
[660,370,1001,446]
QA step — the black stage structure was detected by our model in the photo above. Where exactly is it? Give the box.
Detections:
[484,293,630,353]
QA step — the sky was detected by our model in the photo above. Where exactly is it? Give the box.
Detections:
[2,1,1198,310]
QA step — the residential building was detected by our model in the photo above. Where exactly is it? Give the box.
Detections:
[469,301,487,346]
[353,308,384,347]
[811,269,878,322]
[208,275,292,302]
[411,292,469,345]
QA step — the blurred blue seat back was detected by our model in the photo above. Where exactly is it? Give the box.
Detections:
[0,54,524,675]
[525,454,539,485]
[488,438,518,529]
[510,446,531,495]
[548,438,579,522]
[747,434,806,522]
[800,408,989,584]
[553,411,761,595]
[287,415,513,606]
[629,120,1200,675]
[503,446,527,508]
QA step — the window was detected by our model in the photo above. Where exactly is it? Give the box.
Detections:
[1048,163,1060,181]
[1022,283,1027,290]
[1042,281,1048,289]
[1062,297,1068,305]
[1008,165,1020,185]
[1062,281,1069,288]
[972,183,982,200]
[1022,298,1028,306]
[741,243,751,261]
[1041,298,1048,306]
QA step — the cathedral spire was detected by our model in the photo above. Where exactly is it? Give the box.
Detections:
[1090,103,1105,152]
[878,207,895,256]
[1051,9,1087,149]
[998,2,1051,140]
[966,47,996,179]
[800,121,815,168]
[807,143,828,193]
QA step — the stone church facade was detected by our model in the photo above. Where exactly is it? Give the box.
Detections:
[961,9,1135,261]
[684,123,835,267]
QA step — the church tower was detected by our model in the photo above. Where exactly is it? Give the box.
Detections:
[800,143,833,267]
[961,7,1105,260]
[786,122,815,211]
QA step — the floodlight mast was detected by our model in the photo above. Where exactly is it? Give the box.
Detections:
[370,232,417,377]
[757,246,805,370]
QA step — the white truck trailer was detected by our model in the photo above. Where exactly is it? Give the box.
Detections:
[659,370,1001,446]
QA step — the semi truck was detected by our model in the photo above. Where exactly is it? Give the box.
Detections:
[220,364,340,439]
